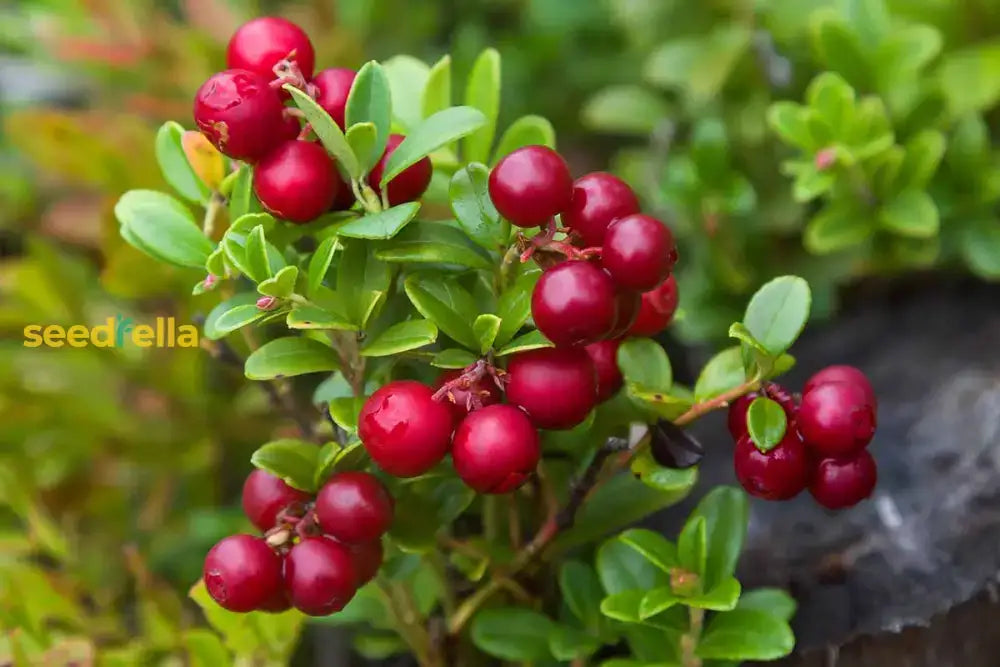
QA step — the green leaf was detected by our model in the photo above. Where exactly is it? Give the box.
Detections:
[746,397,788,452]
[687,487,748,590]
[462,48,501,163]
[805,202,874,254]
[617,528,679,574]
[961,218,1000,279]
[768,102,815,151]
[471,607,554,661]
[936,41,1000,116]
[374,221,493,270]
[155,121,209,203]
[600,590,645,623]
[806,72,855,134]
[495,329,552,356]
[694,346,745,401]
[495,269,540,346]
[307,236,338,298]
[879,189,939,239]
[382,55,430,131]
[337,239,392,326]
[229,166,258,220]
[696,610,795,661]
[449,163,505,250]
[678,516,707,576]
[559,561,607,635]
[287,305,357,331]
[184,629,230,667]
[115,190,212,268]
[582,85,670,136]
[431,349,478,369]
[204,292,257,339]
[244,225,273,282]
[346,122,377,174]
[327,398,366,434]
[257,265,298,298]
[345,61,393,170]
[380,106,486,186]
[742,276,811,357]
[737,588,797,622]
[617,338,672,392]
[597,536,669,595]
[687,577,742,611]
[244,337,340,380]
[896,130,945,191]
[207,304,263,340]
[556,471,696,552]
[315,439,367,485]
[251,439,320,492]
[285,85,359,179]
[353,633,407,660]
[638,587,680,619]
[421,55,452,119]
[630,449,699,490]
[403,273,479,350]
[472,314,501,354]
[810,14,871,89]
[548,624,602,661]
[337,202,421,239]
[361,319,438,357]
[492,115,556,163]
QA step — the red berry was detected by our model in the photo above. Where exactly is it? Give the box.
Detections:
[797,382,876,457]
[488,146,573,227]
[279,113,301,141]
[193,69,286,162]
[434,369,503,422]
[733,431,810,501]
[809,450,877,509]
[726,384,798,441]
[203,535,283,613]
[585,339,623,401]
[369,134,432,206]
[241,469,310,532]
[227,17,315,81]
[330,168,355,211]
[506,347,597,430]
[358,380,454,477]
[627,276,679,337]
[602,214,677,291]
[562,172,640,247]
[804,365,877,409]
[313,68,356,130]
[607,290,641,339]
[348,539,384,585]
[258,586,292,613]
[452,405,540,494]
[253,140,339,223]
[314,472,394,544]
[284,537,357,616]
[532,261,617,347]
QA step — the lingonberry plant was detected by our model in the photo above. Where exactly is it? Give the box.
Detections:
[114,16,881,666]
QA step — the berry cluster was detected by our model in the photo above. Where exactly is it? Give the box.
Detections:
[193,17,431,223]
[489,146,680,347]
[728,365,879,509]
[203,469,393,615]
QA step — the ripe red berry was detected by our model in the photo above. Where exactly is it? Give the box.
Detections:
[314,472,394,544]
[602,214,678,291]
[193,69,287,162]
[203,535,283,613]
[369,134,432,206]
[627,275,679,337]
[227,17,316,81]
[804,365,877,409]
[284,537,357,616]
[434,369,503,422]
[733,431,810,501]
[810,450,877,510]
[488,145,573,227]
[241,469,310,532]
[532,261,617,347]
[258,587,292,613]
[585,339,623,401]
[348,539,384,585]
[726,384,798,441]
[606,290,641,339]
[562,172,640,247]
[279,113,302,141]
[330,168,355,211]
[313,68,356,130]
[797,382,876,457]
[506,347,597,430]
[253,140,339,223]
[452,404,540,494]
[358,380,454,477]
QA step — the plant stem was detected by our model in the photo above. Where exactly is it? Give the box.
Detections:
[426,550,457,618]
[680,607,704,667]
[377,578,441,667]
[202,192,225,238]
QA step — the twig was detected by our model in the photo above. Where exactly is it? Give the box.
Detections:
[680,607,705,667]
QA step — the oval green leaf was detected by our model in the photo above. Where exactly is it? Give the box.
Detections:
[250,438,320,492]
[345,61,392,170]
[462,48,501,164]
[746,397,787,452]
[285,85,359,179]
[361,319,438,357]
[742,276,812,356]
[492,115,556,164]
[337,202,421,239]
[449,163,505,250]
[115,190,212,268]
[244,337,340,380]
[380,106,487,186]
[155,121,209,203]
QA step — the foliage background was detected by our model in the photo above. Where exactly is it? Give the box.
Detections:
[2,0,999,663]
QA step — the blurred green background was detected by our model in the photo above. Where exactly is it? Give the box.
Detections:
[2,0,1000,663]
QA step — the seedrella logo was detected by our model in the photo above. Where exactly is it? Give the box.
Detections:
[23,314,199,349]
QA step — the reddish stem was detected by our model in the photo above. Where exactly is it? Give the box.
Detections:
[431,360,505,412]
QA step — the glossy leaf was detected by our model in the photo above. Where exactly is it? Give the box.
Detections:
[449,163,505,250]
[746,397,788,452]
[600,590,644,623]
[470,607,554,661]
[548,624,602,661]
[403,273,479,350]
[742,276,811,356]
[696,610,795,661]
[155,121,209,203]
[879,189,939,238]
[495,329,552,356]
[462,48,501,163]
[560,561,607,635]
[495,268,540,346]
[617,338,672,392]
[421,55,452,119]
[638,587,680,619]
[207,304,264,340]
[346,122,377,175]
[307,236,338,297]
[337,202,421,239]
[694,346,745,401]
[345,61,393,169]
[380,106,486,186]
[251,439,320,492]
[431,349,478,369]
[677,515,707,576]
[374,221,493,270]
[286,305,357,331]
[492,115,556,164]
[285,85,359,178]
[382,55,430,130]
[686,487,749,590]
[115,190,212,268]
[360,319,438,357]
[736,588,798,621]
[686,577,742,611]
[244,337,340,380]
[617,528,679,574]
